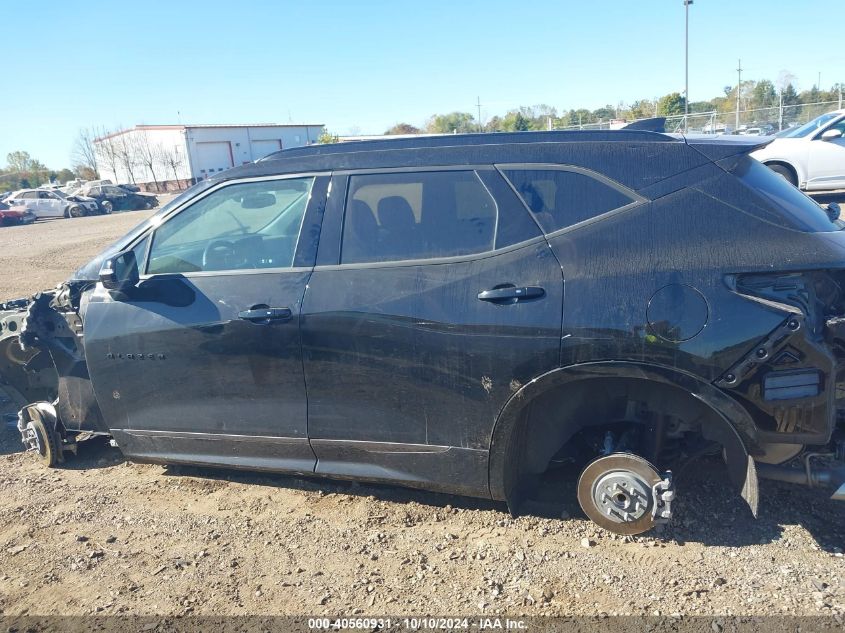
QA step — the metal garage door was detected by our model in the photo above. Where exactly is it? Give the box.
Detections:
[195,141,233,178]
[250,139,282,160]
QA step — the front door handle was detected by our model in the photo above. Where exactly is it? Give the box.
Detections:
[477,286,545,304]
[238,307,293,323]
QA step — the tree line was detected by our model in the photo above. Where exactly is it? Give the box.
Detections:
[0,151,78,192]
[377,76,843,136]
[1,126,187,193]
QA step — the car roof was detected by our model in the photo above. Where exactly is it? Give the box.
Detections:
[208,129,770,193]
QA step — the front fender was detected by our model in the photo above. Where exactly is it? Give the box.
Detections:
[487,361,759,516]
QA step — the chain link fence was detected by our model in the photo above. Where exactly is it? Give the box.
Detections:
[556,99,844,135]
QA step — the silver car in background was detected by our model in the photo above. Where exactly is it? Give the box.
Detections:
[4,189,99,218]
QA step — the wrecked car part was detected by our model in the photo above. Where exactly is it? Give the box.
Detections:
[755,448,845,501]
[18,401,62,466]
[577,453,671,535]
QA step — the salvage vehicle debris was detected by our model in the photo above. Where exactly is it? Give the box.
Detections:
[2,130,844,535]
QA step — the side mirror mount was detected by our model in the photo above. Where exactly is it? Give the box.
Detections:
[99,250,139,292]
[820,128,843,141]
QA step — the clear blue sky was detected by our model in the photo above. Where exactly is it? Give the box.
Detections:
[3,0,843,168]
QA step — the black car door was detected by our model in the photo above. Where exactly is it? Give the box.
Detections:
[83,174,328,472]
[300,168,563,497]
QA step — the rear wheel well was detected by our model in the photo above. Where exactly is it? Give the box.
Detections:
[763,161,799,187]
[493,375,756,514]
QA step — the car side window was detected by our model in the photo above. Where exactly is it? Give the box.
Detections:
[501,168,636,234]
[146,177,314,275]
[341,170,497,264]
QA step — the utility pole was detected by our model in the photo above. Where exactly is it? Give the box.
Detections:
[476,96,483,133]
[839,83,843,109]
[684,0,693,132]
[736,59,742,132]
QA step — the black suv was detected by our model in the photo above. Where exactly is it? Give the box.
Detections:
[2,131,844,535]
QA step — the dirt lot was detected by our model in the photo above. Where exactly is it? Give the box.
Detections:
[0,210,843,620]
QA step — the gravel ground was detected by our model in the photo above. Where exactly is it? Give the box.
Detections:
[0,208,843,620]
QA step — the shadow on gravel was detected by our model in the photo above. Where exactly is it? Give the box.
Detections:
[10,432,845,552]
[162,461,505,515]
[60,435,127,470]
[159,453,844,552]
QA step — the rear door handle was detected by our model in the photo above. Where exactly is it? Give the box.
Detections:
[477,286,545,303]
[238,307,293,323]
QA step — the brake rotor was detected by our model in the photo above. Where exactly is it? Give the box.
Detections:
[577,453,663,535]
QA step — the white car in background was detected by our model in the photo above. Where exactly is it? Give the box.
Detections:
[5,188,99,218]
[751,109,845,191]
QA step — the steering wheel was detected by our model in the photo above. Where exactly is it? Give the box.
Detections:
[202,239,239,270]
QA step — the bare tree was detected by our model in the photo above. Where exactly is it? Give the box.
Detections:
[160,145,186,190]
[115,132,138,185]
[72,127,99,178]
[136,132,162,192]
[94,127,121,183]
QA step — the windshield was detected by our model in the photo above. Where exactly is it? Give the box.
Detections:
[777,112,841,138]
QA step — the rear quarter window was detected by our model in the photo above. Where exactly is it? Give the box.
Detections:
[501,167,637,233]
[734,158,834,232]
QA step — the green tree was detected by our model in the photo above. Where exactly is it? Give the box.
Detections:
[501,110,530,131]
[55,168,75,183]
[592,105,616,121]
[425,112,476,134]
[6,151,32,172]
[657,93,686,116]
[317,129,338,144]
[484,115,503,132]
[385,123,421,135]
[752,79,777,110]
[781,83,799,106]
[629,99,656,119]
[565,109,592,127]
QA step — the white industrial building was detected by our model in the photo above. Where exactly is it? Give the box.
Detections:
[94,123,325,191]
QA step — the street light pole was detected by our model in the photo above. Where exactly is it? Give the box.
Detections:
[684,0,692,132]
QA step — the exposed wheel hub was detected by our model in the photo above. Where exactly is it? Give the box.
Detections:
[592,470,651,523]
[20,419,41,453]
[577,453,674,535]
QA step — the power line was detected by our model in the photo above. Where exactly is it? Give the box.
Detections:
[736,59,742,131]
[476,96,483,133]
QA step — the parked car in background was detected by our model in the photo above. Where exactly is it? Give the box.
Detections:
[73,184,158,213]
[118,183,141,192]
[752,109,845,191]
[0,200,36,226]
[4,188,97,218]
